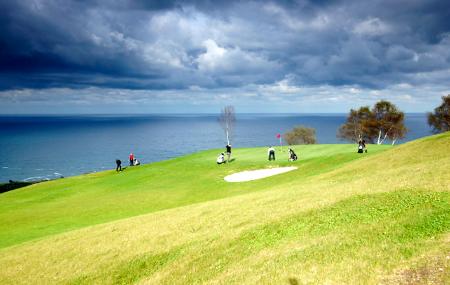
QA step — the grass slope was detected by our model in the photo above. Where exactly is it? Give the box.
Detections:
[0,144,389,249]
[0,133,449,284]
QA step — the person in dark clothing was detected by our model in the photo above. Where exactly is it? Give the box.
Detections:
[268,146,276,161]
[225,144,232,162]
[357,139,367,153]
[288,148,298,161]
[116,159,122,172]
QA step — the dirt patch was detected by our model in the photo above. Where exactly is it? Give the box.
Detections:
[382,253,449,285]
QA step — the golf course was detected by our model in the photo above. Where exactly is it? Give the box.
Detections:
[0,132,449,284]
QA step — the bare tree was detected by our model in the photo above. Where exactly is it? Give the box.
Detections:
[218,105,236,145]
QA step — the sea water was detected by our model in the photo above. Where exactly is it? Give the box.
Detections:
[0,113,431,182]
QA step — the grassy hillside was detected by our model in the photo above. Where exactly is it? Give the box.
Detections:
[0,133,449,284]
[0,144,390,249]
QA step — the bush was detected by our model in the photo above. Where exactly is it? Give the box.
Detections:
[284,126,316,145]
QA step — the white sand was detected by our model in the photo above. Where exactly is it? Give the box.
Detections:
[224,166,298,182]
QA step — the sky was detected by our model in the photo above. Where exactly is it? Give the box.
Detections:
[0,0,449,114]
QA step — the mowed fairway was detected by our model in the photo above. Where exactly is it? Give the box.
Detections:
[0,144,390,249]
[0,133,449,284]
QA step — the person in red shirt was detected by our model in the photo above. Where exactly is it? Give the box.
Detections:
[129,153,134,166]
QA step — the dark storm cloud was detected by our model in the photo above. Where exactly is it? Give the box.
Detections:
[0,0,450,91]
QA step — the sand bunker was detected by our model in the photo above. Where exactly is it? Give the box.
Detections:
[224,166,298,182]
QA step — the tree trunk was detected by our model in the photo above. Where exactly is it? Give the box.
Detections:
[377,130,382,145]
[380,133,388,144]
[392,137,397,145]
[226,126,230,145]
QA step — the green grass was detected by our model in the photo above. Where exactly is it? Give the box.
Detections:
[0,144,390,249]
[151,190,449,284]
[0,132,449,284]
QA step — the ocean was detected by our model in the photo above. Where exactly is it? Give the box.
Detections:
[0,113,431,182]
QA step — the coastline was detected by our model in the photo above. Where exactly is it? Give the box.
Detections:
[0,113,432,182]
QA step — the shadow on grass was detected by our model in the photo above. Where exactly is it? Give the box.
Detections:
[0,181,33,194]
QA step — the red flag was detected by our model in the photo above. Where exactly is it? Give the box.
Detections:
[276,133,281,139]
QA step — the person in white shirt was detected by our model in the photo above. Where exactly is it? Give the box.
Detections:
[217,153,225,164]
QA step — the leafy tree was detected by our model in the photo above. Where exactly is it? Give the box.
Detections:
[338,100,407,145]
[427,94,450,133]
[337,106,377,143]
[372,100,407,145]
[284,126,317,145]
[218,105,236,145]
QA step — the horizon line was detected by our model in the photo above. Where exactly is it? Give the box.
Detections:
[0,112,428,116]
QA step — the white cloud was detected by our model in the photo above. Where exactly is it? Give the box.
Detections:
[195,39,282,86]
[349,87,361,94]
[353,18,392,37]
[142,40,191,69]
[259,77,303,94]
[2,82,447,114]
[1,0,450,113]
[196,39,227,71]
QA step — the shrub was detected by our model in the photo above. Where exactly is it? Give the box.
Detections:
[284,126,316,145]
